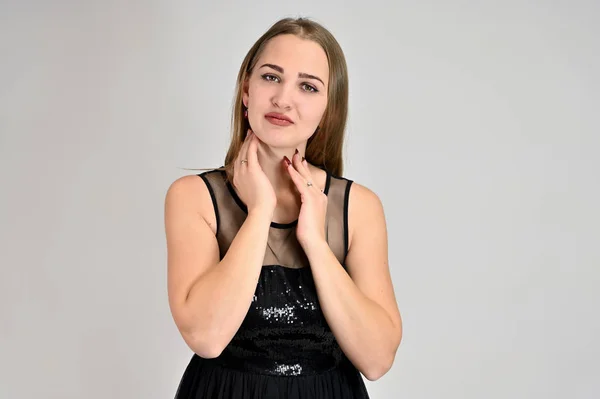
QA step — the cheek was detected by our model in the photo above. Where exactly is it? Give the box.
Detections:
[250,92,277,116]
[300,97,327,124]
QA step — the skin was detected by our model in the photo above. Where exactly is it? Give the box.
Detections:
[238,33,331,226]
[164,34,402,381]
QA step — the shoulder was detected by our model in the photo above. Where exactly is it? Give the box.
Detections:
[326,171,383,211]
[325,172,384,216]
[348,180,381,205]
[344,179,387,248]
[347,180,385,219]
[164,171,219,233]
[165,169,223,203]
[165,173,207,203]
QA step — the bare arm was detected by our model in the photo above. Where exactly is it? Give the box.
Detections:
[302,182,402,381]
[164,174,272,358]
[282,153,402,381]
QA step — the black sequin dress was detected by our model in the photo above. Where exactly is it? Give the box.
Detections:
[174,168,370,399]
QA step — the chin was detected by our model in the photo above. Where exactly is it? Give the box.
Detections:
[253,125,300,148]
[257,135,293,149]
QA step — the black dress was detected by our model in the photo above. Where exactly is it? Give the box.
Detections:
[174,168,370,399]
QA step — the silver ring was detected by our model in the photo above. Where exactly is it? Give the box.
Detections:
[240,159,248,165]
[306,181,313,187]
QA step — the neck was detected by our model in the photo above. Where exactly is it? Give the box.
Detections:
[257,143,305,196]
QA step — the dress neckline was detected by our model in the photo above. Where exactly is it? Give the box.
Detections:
[222,168,331,229]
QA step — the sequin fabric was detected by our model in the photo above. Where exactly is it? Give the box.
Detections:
[174,168,370,398]
[215,266,345,376]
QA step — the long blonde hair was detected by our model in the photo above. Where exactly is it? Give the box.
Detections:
[188,17,349,181]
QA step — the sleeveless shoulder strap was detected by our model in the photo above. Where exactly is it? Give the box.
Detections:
[198,169,246,260]
[324,173,353,267]
[199,168,352,267]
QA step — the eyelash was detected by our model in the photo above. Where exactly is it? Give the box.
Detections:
[261,73,318,93]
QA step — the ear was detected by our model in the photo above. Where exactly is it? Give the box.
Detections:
[242,78,250,107]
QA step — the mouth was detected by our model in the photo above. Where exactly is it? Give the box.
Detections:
[265,112,294,126]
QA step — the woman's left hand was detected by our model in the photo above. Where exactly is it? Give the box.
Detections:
[284,151,328,250]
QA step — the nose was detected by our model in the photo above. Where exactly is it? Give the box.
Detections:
[271,81,294,110]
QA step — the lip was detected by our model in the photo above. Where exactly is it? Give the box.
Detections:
[265,112,294,123]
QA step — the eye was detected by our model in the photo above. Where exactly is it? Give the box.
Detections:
[301,83,318,93]
[261,73,280,83]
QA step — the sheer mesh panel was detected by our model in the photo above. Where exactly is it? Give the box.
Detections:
[199,169,351,269]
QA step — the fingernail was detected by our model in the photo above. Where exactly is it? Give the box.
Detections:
[301,156,305,162]
[294,149,299,155]
[283,156,291,166]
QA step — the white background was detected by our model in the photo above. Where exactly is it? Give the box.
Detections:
[1,0,598,398]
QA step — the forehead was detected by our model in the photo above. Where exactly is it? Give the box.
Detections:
[257,34,329,84]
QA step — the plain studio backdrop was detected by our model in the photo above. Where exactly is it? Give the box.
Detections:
[1,1,598,398]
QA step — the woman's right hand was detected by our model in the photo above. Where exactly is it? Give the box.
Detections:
[232,129,277,217]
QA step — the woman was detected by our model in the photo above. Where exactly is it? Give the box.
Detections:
[164,17,402,398]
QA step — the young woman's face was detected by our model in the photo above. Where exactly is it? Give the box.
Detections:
[243,34,329,150]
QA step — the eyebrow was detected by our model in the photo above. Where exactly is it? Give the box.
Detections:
[259,63,325,86]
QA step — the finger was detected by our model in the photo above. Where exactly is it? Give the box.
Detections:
[234,130,251,162]
[247,133,259,167]
[291,150,312,182]
[237,130,253,166]
[291,151,320,193]
[284,157,310,197]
